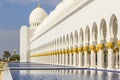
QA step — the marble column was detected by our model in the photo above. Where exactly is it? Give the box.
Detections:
[115,48,119,69]
[57,50,59,65]
[73,47,77,67]
[106,42,115,70]
[90,45,96,68]
[50,55,52,64]
[78,47,83,67]
[60,50,62,65]
[117,40,120,70]
[83,46,90,68]
[59,49,61,65]
[56,51,58,65]
[65,48,69,66]
[69,48,72,66]
[62,49,65,65]
[52,53,55,65]
[58,50,60,65]
[97,44,104,69]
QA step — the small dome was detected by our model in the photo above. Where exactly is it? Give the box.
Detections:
[29,6,48,27]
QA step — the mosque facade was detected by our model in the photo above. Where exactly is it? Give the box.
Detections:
[20,0,120,70]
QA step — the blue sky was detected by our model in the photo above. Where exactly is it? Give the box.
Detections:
[0,0,61,58]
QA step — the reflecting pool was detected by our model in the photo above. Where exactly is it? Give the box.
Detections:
[9,63,120,80]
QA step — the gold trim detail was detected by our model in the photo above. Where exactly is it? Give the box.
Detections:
[65,49,69,54]
[97,44,104,51]
[117,40,120,47]
[72,48,79,53]
[114,48,119,53]
[90,45,96,51]
[69,48,73,53]
[62,49,65,54]
[83,46,88,52]
[78,47,83,52]
[106,42,114,49]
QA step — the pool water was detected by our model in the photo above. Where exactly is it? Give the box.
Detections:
[9,63,120,80]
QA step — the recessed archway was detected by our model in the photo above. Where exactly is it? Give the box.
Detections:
[60,37,63,48]
[54,39,57,63]
[74,30,78,46]
[54,39,56,48]
[84,25,90,68]
[74,30,78,66]
[63,35,66,47]
[92,22,98,44]
[70,32,74,46]
[60,37,63,65]
[100,19,107,43]
[66,34,69,46]
[63,35,66,65]
[79,28,83,46]
[85,25,90,45]
[66,34,70,65]
[57,38,60,64]
[57,38,59,48]
[107,14,118,69]
[70,32,74,65]
[109,14,118,43]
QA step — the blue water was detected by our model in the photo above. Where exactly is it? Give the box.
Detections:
[9,63,120,80]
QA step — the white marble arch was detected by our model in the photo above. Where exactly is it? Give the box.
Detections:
[73,30,78,66]
[59,36,63,65]
[53,39,57,64]
[69,32,74,66]
[79,28,84,47]
[51,40,54,64]
[65,34,69,66]
[106,14,118,70]
[74,30,79,46]
[84,25,90,68]
[115,15,120,70]
[90,22,98,68]
[97,19,107,69]
[49,41,52,64]
[85,25,90,45]
[78,28,84,67]
[109,14,118,43]
[92,23,98,44]
[57,38,60,65]
[62,35,66,65]
[99,19,107,44]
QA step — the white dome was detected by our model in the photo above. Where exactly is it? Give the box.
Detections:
[29,6,48,27]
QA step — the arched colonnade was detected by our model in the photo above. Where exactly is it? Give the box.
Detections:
[30,14,120,70]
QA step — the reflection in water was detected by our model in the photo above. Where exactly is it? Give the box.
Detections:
[90,70,96,80]
[97,71,106,80]
[11,69,120,80]
[9,63,120,80]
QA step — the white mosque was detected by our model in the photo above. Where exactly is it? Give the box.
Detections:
[20,0,120,70]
